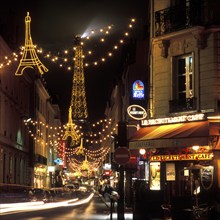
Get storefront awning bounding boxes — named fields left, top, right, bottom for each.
left=129, top=121, right=211, bottom=149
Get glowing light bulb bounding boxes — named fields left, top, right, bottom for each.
left=192, top=146, right=200, bottom=151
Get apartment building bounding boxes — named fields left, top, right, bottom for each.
left=104, top=0, right=220, bottom=218
left=0, top=35, right=61, bottom=188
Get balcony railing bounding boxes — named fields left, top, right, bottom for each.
left=169, top=97, right=197, bottom=113
left=155, top=0, right=220, bottom=37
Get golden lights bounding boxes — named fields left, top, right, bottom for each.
left=0, top=18, right=136, bottom=72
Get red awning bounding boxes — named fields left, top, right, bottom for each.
left=129, top=121, right=211, bottom=149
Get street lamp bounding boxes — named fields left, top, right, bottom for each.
left=139, top=148, right=146, bottom=156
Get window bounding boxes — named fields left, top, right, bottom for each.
left=173, top=54, right=194, bottom=100
left=170, top=53, right=195, bottom=112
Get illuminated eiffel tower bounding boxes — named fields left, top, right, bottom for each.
left=71, top=35, right=88, bottom=121
left=62, top=106, right=80, bottom=146
left=15, top=12, right=48, bottom=76
left=63, top=35, right=89, bottom=147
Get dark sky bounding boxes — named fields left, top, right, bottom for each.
left=0, top=0, right=148, bottom=123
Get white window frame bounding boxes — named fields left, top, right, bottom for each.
left=172, top=53, right=194, bottom=101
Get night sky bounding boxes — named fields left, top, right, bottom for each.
left=0, top=0, right=148, bottom=123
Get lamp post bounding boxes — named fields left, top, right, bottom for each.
left=116, top=121, right=128, bottom=220
left=117, top=165, right=125, bottom=220
left=139, top=148, right=146, bottom=179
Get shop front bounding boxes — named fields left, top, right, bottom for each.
left=129, top=114, right=220, bottom=218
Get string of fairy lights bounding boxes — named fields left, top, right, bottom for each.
left=0, top=18, right=136, bottom=71
left=23, top=118, right=117, bottom=145
left=2, top=16, right=137, bottom=175
left=24, top=118, right=118, bottom=174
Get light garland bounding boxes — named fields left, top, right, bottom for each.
left=9, top=16, right=137, bottom=173
left=0, top=18, right=136, bottom=71
left=43, top=18, right=136, bottom=70
left=24, top=118, right=117, bottom=145
left=24, top=117, right=117, bottom=168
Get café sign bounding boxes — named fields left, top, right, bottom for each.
left=141, top=113, right=205, bottom=126
left=150, top=153, right=213, bottom=162
left=127, top=105, right=147, bottom=120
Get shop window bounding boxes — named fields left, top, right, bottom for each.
left=150, top=162, right=161, bottom=190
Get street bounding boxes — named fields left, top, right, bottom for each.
left=0, top=192, right=113, bottom=220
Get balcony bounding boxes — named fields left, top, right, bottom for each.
left=169, top=97, right=197, bottom=113
left=155, top=0, right=220, bottom=37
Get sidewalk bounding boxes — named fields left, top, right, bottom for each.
left=96, top=191, right=133, bottom=220
left=96, top=191, right=165, bottom=220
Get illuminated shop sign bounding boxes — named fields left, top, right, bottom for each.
left=54, top=158, right=63, bottom=165
left=141, top=113, right=205, bottom=126
left=127, top=104, right=147, bottom=120
left=150, top=162, right=160, bottom=190
left=150, top=153, right=213, bottom=162
left=132, top=80, right=145, bottom=99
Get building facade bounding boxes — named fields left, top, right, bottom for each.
left=129, top=0, right=220, bottom=218
left=0, top=36, right=33, bottom=185
left=104, top=0, right=220, bottom=218
left=0, top=35, right=61, bottom=188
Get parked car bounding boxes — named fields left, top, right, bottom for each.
left=0, top=184, right=32, bottom=203
left=30, top=188, right=46, bottom=201
left=78, top=186, right=87, bottom=192
left=43, top=190, right=55, bottom=203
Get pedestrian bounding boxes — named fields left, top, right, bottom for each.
left=103, top=180, right=113, bottom=202
left=98, top=185, right=103, bottom=196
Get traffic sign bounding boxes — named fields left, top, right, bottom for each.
left=114, top=147, right=130, bottom=165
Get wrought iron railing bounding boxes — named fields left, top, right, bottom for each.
left=169, top=97, right=197, bottom=113
left=155, top=0, right=220, bottom=37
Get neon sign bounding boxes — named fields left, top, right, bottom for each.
left=141, top=113, right=205, bottom=126
left=150, top=153, right=213, bottom=161
left=127, top=105, right=147, bottom=120
left=132, top=80, right=145, bottom=99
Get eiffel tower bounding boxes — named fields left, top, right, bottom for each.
left=15, top=12, right=48, bottom=76
left=63, top=35, right=89, bottom=146
left=62, top=106, right=80, bottom=146
left=71, top=35, right=88, bottom=121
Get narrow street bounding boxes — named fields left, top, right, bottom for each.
left=1, top=193, right=110, bottom=220
left=1, top=191, right=134, bottom=220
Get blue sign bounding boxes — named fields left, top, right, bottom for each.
left=54, top=158, right=63, bottom=165
left=132, top=80, right=145, bottom=99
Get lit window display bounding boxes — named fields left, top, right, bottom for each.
left=150, top=162, right=160, bottom=190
